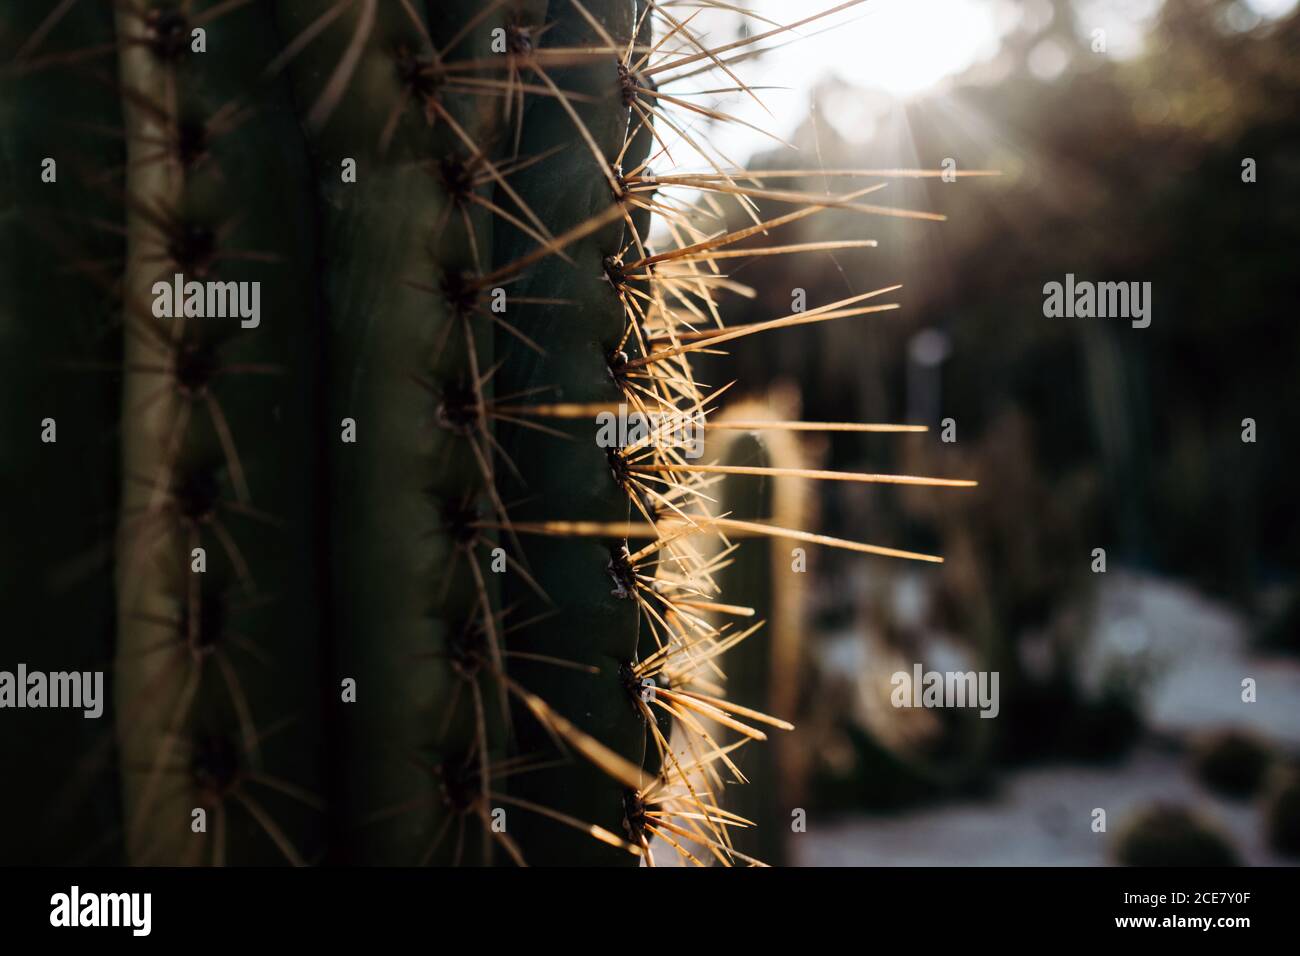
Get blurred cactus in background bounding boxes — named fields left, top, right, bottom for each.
left=709, top=392, right=811, bottom=865
left=1113, top=803, right=1240, bottom=867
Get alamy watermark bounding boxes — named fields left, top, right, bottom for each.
left=1042, top=273, right=1151, bottom=328
left=891, top=664, right=1000, bottom=719
left=0, top=664, right=103, bottom=718
left=595, top=403, right=704, bottom=459
left=50, top=886, right=151, bottom=936
left=152, top=272, right=261, bottom=329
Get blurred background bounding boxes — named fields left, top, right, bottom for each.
left=663, top=0, right=1300, bottom=865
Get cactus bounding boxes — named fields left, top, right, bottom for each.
left=1113, top=803, right=1240, bottom=867
left=489, top=0, right=659, bottom=866
left=712, top=429, right=779, bottom=863
left=269, top=0, right=534, bottom=868
left=709, top=396, right=812, bottom=865
left=2, top=0, right=983, bottom=867
left=1262, top=764, right=1300, bottom=858
left=110, top=0, right=326, bottom=865
left=1190, top=728, right=1273, bottom=799
left=0, top=0, right=125, bottom=864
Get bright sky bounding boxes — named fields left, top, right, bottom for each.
left=755, top=0, right=1003, bottom=96
left=653, top=0, right=1298, bottom=168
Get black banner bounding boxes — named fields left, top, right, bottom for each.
left=0, top=866, right=1285, bottom=943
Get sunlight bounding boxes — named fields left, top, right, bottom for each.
left=657, top=0, right=1005, bottom=169
left=748, top=0, right=1001, bottom=96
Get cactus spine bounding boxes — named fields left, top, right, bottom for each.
left=3, top=0, right=980, bottom=867
left=112, top=2, right=324, bottom=865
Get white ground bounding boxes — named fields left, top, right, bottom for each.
left=794, top=572, right=1300, bottom=866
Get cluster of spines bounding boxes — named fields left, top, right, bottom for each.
left=473, top=0, right=992, bottom=865
left=5, top=0, right=994, bottom=867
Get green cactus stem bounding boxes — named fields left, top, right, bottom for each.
left=112, top=1, right=324, bottom=865
left=0, top=0, right=125, bottom=865
left=492, top=0, right=658, bottom=865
